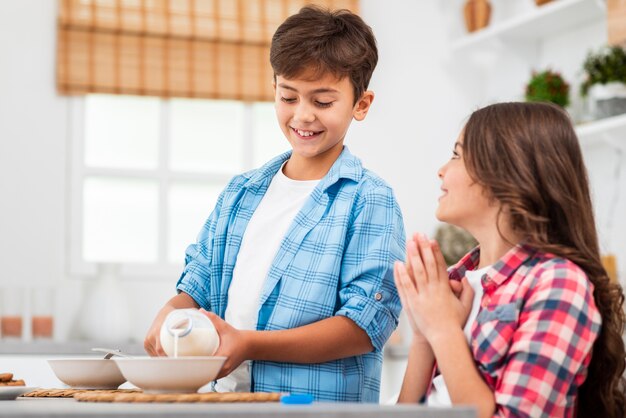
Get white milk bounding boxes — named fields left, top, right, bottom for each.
left=159, top=309, right=220, bottom=357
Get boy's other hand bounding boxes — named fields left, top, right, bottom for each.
left=200, top=310, right=249, bottom=379
left=144, top=305, right=174, bottom=356
left=144, top=292, right=201, bottom=356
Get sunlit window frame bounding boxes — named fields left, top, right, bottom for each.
left=67, top=96, right=262, bottom=280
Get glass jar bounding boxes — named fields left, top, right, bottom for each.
left=159, top=309, right=220, bottom=357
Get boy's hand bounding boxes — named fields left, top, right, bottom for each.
left=200, top=310, right=249, bottom=379
left=144, top=305, right=174, bottom=356
left=144, top=292, right=200, bottom=357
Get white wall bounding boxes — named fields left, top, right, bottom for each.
left=0, top=0, right=75, bottom=340
left=0, top=1, right=174, bottom=344
left=0, top=1, right=65, bottom=288
left=353, top=0, right=476, bottom=237
left=0, top=0, right=624, bottom=402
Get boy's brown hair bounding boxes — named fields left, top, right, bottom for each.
left=270, top=5, right=378, bottom=104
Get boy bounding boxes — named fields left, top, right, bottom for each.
left=144, top=5, right=405, bottom=403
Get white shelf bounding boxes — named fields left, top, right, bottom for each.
left=450, top=0, right=606, bottom=53
left=576, top=112, right=626, bottom=144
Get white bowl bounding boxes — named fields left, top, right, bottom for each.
left=113, top=357, right=226, bottom=393
left=0, top=387, right=38, bottom=401
left=48, top=358, right=126, bottom=389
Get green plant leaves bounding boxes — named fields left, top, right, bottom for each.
left=525, top=69, right=570, bottom=108
left=580, top=46, right=626, bottom=97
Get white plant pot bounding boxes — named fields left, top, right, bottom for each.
left=588, top=82, right=626, bottom=119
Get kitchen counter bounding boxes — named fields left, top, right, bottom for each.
left=0, top=341, right=145, bottom=355
left=2, top=398, right=476, bottom=418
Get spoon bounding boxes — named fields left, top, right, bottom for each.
left=91, top=347, right=134, bottom=359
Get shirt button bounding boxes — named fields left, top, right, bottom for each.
left=374, top=292, right=383, bottom=301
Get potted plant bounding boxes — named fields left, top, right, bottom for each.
left=525, top=69, right=570, bottom=108
left=580, top=46, right=626, bottom=119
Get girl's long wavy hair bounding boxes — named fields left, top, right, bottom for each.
left=463, top=102, right=626, bottom=418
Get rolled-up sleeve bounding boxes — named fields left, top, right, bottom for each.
left=335, top=185, right=406, bottom=351
left=175, top=188, right=226, bottom=310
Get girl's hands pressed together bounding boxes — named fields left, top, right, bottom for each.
left=394, top=234, right=474, bottom=344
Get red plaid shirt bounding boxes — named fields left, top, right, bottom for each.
left=448, top=244, right=601, bottom=417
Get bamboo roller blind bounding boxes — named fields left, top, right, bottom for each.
left=57, top=0, right=359, bottom=102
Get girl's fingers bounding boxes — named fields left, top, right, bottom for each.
left=459, top=276, right=475, bottom=312
left=431, top=240, right=450, bottom=279
left=416, top=234, right=438, bottom=284
left=395, top=260, right=418, bottom=294
left=449, top=279, right=463, bottom=297
left=408, top=240, right=428, bottom=289
left=396, top=261, right=423, bottom=318
left=394, top=262, right=409, bottom=303
left=394, top=262, right=420, bottom=332
left=405, top=240, right=415, bottom=283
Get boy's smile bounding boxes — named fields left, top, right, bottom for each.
left=291, top=127, right=323, bottom=139
left=273, top=72, right=373, bottom=180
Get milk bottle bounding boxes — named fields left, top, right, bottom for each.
left=159, top=309, right=220, bottom=357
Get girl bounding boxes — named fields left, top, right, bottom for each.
left=395, top=102, right=625, bottom=417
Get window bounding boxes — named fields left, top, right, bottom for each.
left=69, top=94, right=287, bottom=278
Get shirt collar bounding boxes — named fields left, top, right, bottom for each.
left=449, top=243, right=537, bottom=291
left=242, top=146, right=363, bottom=191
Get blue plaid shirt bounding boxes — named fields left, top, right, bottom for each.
left=176, top=147, right=405, bottom=402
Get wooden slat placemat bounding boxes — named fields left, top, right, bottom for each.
left=21, top=389, right=141, bottom=398
left=75, top=391, right=282, bottom=403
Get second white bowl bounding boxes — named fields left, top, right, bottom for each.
left=48, top=358, right=126, bottom=389
left=113, top=357, right=226, bottom=393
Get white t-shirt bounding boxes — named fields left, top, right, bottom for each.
left=214, top=163, right=319, bottom=392
left=426, top=265, right=489, bottom=407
